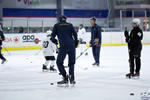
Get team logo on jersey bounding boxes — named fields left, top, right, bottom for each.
left=138, top=32, right=142, bottom=37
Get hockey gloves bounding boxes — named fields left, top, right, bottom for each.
left=50, top=38, right=58, bottom=45
left=124, top=27, right=129, bottom=43
left=94, top=38, right=99, bottom=45
left=75, top=40, right=79, bottom=48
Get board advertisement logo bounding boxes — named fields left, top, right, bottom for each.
left=4, top=37, right=20, bottom=43
left=22, top=35, right=40, bottom=44
left=16, top=0, right=40, bottom=7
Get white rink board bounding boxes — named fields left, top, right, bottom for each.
left=77, top=31, right=150, bottom=44
left=3, top=33, right=47, bottom=47
left=3, top=32, right=150, bottom=48
left=101, top=31, right=150, bottom=44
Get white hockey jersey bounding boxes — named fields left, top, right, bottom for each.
left=42, top=37, right=56, bottom=57
left=78, top=28, right=86, bottom=39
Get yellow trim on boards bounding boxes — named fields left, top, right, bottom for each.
left=2, top=46, right=42, bottom=51
left=102, top=43, right=127, bottom=46
left=142, top=43, right=150, bottom=45
left=1, top=43, right=150, bottom=51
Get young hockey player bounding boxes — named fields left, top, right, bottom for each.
left=42, top=30, right=57, bottom=72
left=78, top=24, right=87, bottom=55
left=0, top=18, right=6, bottom=64
left=78, top=24, right=86, bottom=44
left=125, top=18, right=143, bottom=78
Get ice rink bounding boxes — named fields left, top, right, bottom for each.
left=0, top=45, right=150, bottom=100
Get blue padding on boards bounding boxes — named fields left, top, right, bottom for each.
left=3, top=8, right=108, bottom=18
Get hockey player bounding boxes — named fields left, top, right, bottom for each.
left=78, top=24, right=87, bottom=55
left=51, top=15, right=78, bottom=86
left=42, top=30, right=57, bottom=72
left=125, top=18, right=143, bottom=78
left=89, top=17, right=102, bottom=66
left=0, top=18, right=6, bottom=64
left=78, top=24, right=86, bottom=44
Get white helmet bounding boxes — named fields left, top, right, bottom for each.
left=46, top=29, right=52, bottom=37
left=132, top=18, right=141, bottom=26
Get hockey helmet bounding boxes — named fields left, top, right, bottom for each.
left=132, top=18, right=141, bottom=26
left=46, top=29, right=52, bottom=37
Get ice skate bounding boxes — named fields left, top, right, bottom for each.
left=1, top=59, right=7, bottom=64
left=92, top=62, right=97, bottom=66
left=92, top=63, right=99, bottom=67
left=42, top=64, right=48, bottom=72
left=126, top=73, right=134, bottom=79
left=132, top=72, right=140, bottom=79
left=85, top=52, right=88, bottom=56
left=57, top=76, right=69, bottom=87
left=95, top=63, right=100, bottom=67
left=69, top=75, right=76, bottom=87
left=49, top=66, right=57, bottom=72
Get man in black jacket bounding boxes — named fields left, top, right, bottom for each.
left=51, top=15, right=78, bottom=85
left=125, top=18, right=143, bottom=78
left=0, top=18, right=6, bottom=64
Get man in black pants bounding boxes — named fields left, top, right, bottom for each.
left=125, top=18, right=143, bottom=78
left=0, top=18, right=6, bottom=64
left=90, top=17, right=102, bottom=67
left=51, top=15, right=78, bottom=85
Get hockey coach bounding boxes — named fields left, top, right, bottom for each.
left=90, top=17, right=102, bottom=67
left=51, top=15, right=78, bottom=85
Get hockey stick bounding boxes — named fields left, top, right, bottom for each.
left=58, top=46, right=90, bottom=71
left=76, top=64, right=88, bottom=70
left=76, top=43, right=101, bottom=70
left=75, top=46, right=90, bottom=70
left=124, top=27, right=130, bottom=54
left=124, top=27, right=131, bottom=77
left=76, top=43, right=100, bottom=60
left=2, top=45, right=11, bottom=56
left=76, top=47, right=90, bottom=60
left=56, top=44, right=90, bottom=71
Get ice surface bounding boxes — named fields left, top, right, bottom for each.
left=0, top=45, right=150, bottom=100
